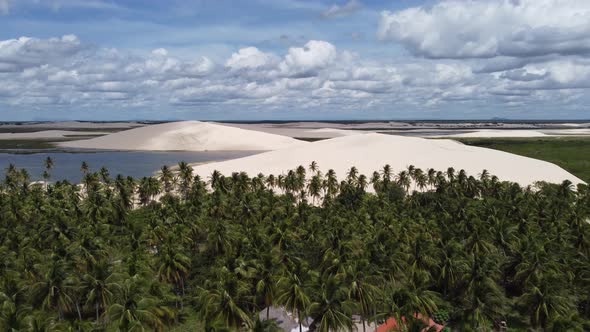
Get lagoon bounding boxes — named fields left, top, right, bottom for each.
left=0, top=150, right=258, bottom=183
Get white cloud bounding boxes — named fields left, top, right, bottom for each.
left=379, top=0, right=590, bottom=59
left=280, top=40, right=337, bottom=77
left=0, top=35, right=84, bottom=71
left=225, top=47, right=279, bottom=70
left=151, top=48, right=168, bottom=57
left=1, top=34, right=590, bottom=117
left=322, top=0, right=361, bottom=18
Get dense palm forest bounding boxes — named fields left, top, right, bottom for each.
left=1, top=158, right=589, bottom=331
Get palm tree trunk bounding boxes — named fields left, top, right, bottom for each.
left=267, top=306, right=270, bottom=320
left=298, top=309, right=302, bottom=332
left=96, top=301, right=99, bottom=322
left=362, top=318, right=366, bottom=332
left=180, top=278, right=185, bottom=310
left=76, top=302, right=82, bottom=321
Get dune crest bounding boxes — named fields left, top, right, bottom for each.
left=59, top=121, right=306, bottom=151
left=192, top=133, right=583, bottom=189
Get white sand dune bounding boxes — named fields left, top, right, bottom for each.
left=192, top=133, right=583, bottom=189
left=59, top=121, right=307, bottom=151
left=542, top=129, right=590, bottom=136
left=219, top=122, right=364, bottom=138
left=435, top=129, right=590, bottom=138
left=437, top=130, right=548, bottom=138
left=0, top=130, right=107, bottom=140
left=559, top=123, right=590, bottom=128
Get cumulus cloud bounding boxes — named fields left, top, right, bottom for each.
left=225, top=47, right=279, bottom=71
left=279, top=40, right=337, bottom=77
left=0, top=35, right=84, bottom=72
left=322, top=0, right=362, bottom=18
left=379, top=0, right=590, bottom=59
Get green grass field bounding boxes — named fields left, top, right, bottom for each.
left=0, top=139, right=58, bottom=150
left=456, top=137, right=590, bottom=182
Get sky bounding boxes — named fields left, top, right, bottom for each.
left=1, top=0, right=589, bottom=120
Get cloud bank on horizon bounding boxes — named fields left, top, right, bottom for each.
left=0, top=0, right=589, bottom=120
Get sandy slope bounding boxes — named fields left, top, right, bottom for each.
left=192, top=133, right=583, bottom=188
left=59, top=121, right=307, bottom=151
left=0, top=130, right=107, bottom=140
left=218, top=122, right=363, bottom=138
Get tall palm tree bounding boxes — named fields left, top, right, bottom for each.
left=254, top=253, right=278, bottom=320
left=43, top=156, right=54, bottom=188
left=345, top=263, right=378, bottom=332
left=155, top=239, right=190, bottom=310
left=323, top=169, right=339, bottom=200
left=518, top=275, right=574, bottom=329
left=196, top=271, right=253, bottom=330
left=276, top=268, right=311, bottom=332
left=80, top=161, right=90, bottom=175
left=30, top=258, right=74, bottom=320
left=81, top=260, right=119, bottom=322
left=307, top=174, right=323, bottom=205
left=99, top=166, right=111, bottom=184
left=107, top=277, right=165, bottom=331
left=178, top=161, right=193, bottom=199
left=308, top=274, right=354, bottom=332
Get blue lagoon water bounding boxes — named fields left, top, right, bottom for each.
left=0, top=150, right=258, bottom=182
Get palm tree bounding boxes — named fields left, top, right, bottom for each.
left=81, top=260, right=119, bottom=322
left=265, top=174, right=276, bottom=190
left=307, top=174, right=323, bottom=205
left=347, top=166, right=359, bottom=185
left=276, top=268, right=311, bottom=332
left=381, top=164, right=392, bottom=183
left=99, top=166, right=111, bottom=184
left=178, top=161, right=193, bottom=199
left=138, top=176, right=161, bottom=205
left=30, top=258, right=74, bottom=320
left=80, top=161, right=90, bottom=175
left=323, top=169, right=338, bottom=200
left=396, top=170, right=411, bottom=193
left=155, top=239, right=190, bottom=310
left=254, top=253, right=278, bottom=320
left=384, top=267, right=439, bottom=326
left=370, top=171, right=381, bottom=193
left=43, top=157, right=54, bottom=188
left=309, top=161, right=319, bottom=174
left=159, top=165, right=175, bottom=193
left=196, top=270, right=253, bottom=330
left=518, top=275, right=575, bottom=329
left=345, top=263, right=378, bottom=332
left=308, top=274, right=354, bottom=332
left=107, top=277, right=165, bottom=331
left=459, top=253, right=506, bottom=330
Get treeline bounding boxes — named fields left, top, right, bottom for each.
left=1, top=159, right=589, bottom=331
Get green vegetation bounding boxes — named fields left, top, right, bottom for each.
left=0, top=135, right=104, bottom=151
left=457, top=137, right=590, bottom=181
left=0, top=139, right=58, bottom=150
left=1, top=159, right=590, bottom=331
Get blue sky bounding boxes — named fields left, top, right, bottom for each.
left=1, top=0, right=589, bottom=120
